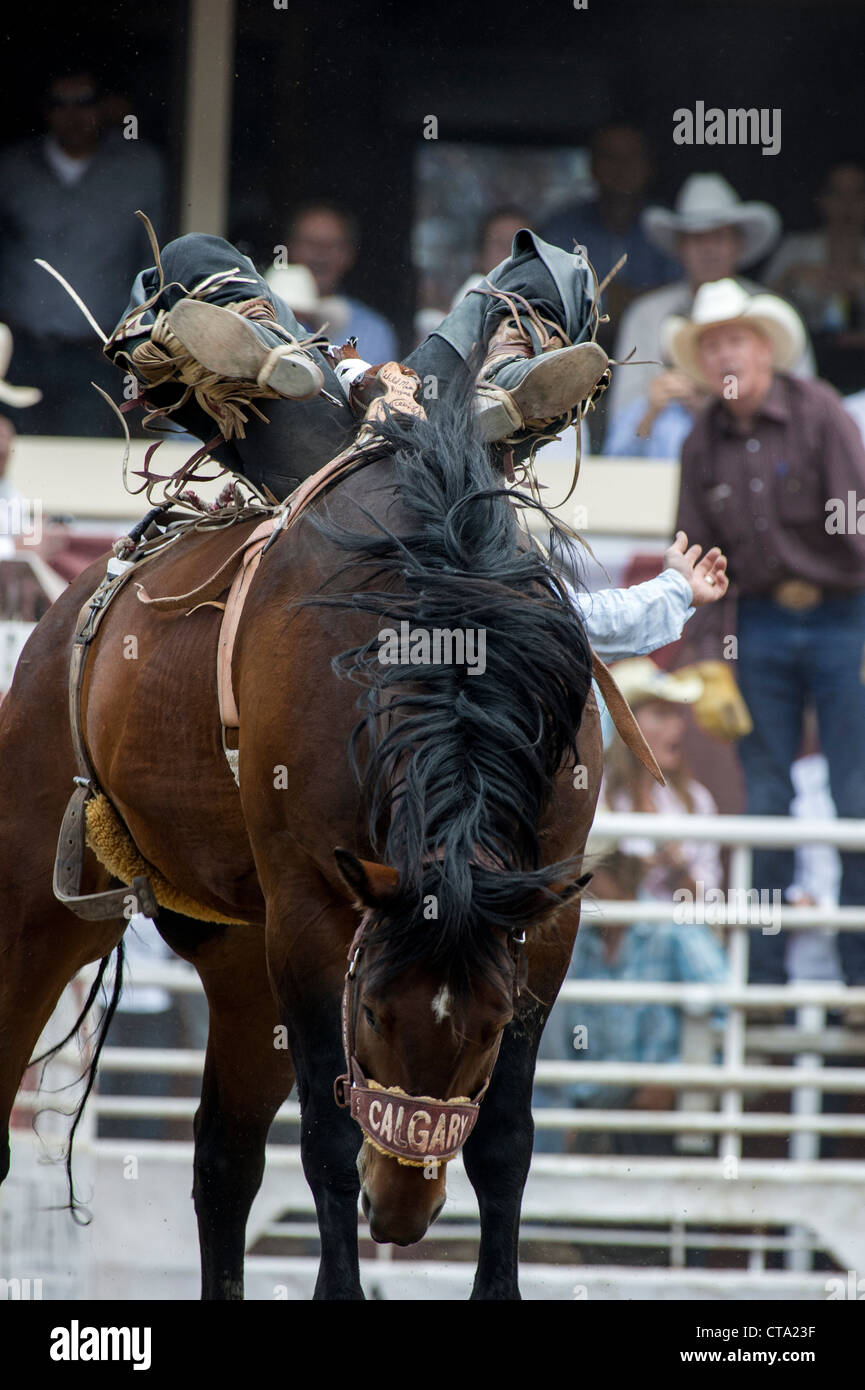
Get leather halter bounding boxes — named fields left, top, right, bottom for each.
left=333, top=909, right=522, bottom=1166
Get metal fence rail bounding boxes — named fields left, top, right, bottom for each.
left=7, top=808, right=865, bottom=1295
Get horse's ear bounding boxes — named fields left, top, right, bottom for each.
left=531, top=871, right=593, bottom=917
left=553, top=871, right=593, bottom=904
left=334, top=849, right=400, bottom=908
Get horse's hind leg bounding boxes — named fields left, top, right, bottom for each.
left=155, top=910, right=295, bottom=1301
left=0, top=892, right=125, bottom=1188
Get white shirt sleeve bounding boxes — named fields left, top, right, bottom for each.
left=562, top=567, right=695, bottom=662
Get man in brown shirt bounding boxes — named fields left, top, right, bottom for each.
left=672, top=279, right=865, bottom=989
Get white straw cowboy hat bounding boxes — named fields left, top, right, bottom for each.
left=661, top=278, right=807, bottom=385
left=0, top=324, right=41, bottom=408
left=642, top=173, right=781, bottom=267
left=610, top=657, right=704, bottom=709
left=264, top=264, right=350, bottom=340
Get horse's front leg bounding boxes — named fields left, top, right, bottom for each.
left=462, top=1006, right=545, bottom=1300
left=293, top=1014, right=365, bottom=1300
left=267, top=919, right=364, bottom=1301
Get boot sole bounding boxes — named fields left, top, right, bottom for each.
left=505, top=342, right=608, bottom=422
left=167, top=300, right=324, bottom=400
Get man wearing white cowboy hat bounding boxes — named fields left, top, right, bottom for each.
left=608, top=173, right=815, bottom=427
left=0, top=324, right=41, bottom=557
left=672, top=277, right=865, bottom=993
left=0, top=324, right=42, bottom=413
left=263, top=263, right=352, bottom=344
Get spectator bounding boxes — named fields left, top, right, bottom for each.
left=671, top=277, right=865, bottom=995
left=844, top=388, right=865, bottom=445
left=536, top=844, right=727, bottom=1156
left=286, top=202, right=398, bottom=363
left=541, top=124, right=679, bottom=314
left=0, top=324, right=41, bottom=559
left=786, top=748, right=842, bottom=985
left=0, top=70, right=164, bottom=436
left=0, top=323, right=41, bottom=418
left=535, top=659, right=728, bottom=1154
left=449, top=205, right=531, bottom=309
left=603, top=367, right=709, bottom=458
left=607, top=174, right=814, bottom=430
left=766, top=162, right=865, bottom=393
left=602, top=657, right=725, bottom=898
left=264, top=263, right=351, bottom=343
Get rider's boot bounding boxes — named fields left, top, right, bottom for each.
left=473, top=313, right=608, bottom=443
left=112, top=296, right=324, bottom=443
left=410, top=228, right=610, bottom=449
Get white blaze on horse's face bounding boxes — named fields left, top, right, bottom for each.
left=431, top=984, right=452, bottom=1023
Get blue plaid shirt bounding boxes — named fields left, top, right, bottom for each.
left=564, top=568, right=695, bottom=665
left=537, top=915, right=728, bottom=1109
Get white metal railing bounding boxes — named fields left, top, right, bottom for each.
left=14, top=810, right=865, bottom=1146
left=10, top=808, right=865, bottom=1287
left=543, top=810, right=865, bottom=1160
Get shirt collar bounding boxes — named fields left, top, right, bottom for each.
left=712, top=373, right=790, bottom=434
left=43, top=135, right=92, bottom=186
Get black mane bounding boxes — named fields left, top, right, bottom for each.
left=308, top=378, right=593, bottom=994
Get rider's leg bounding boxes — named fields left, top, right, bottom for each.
left=107, top=230, right=605, bottom=497
left=406, top=230, right=608, bottom=451
left=106, top=234, right=356, bottom=497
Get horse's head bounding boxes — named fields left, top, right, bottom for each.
left=334, top=849, right=585, bottom=1246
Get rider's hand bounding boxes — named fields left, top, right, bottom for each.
left=664, top=531, right=729, bottom=607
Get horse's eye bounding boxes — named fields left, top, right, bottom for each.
left=362, top=1005, right=377, bottom=1031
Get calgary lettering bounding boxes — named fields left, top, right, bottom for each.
left=366, top=1098, right=472, bottom=1154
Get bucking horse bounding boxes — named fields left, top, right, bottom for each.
left=0, top=386, right=604, bottom=1299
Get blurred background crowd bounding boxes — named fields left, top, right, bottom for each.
left=3, top=0, right=865, bottom=1169
left=2, top=79, right=863, bottom=447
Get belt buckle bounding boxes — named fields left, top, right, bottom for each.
left=773, top=580, right=822, bottom=612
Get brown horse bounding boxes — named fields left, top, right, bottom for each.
left=0, top=395, right=602, bottom=1299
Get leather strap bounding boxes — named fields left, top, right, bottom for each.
left=135, top=532, right=265, bottom=612
left=218, top=520, right=275, bottom=727
left=52, top=538, right=185, bottom=921
left=591, top=651, right=665, bottom=786
left=216, top=440, right=390, bottom=728
left=53, top=570, right=158, bottom=918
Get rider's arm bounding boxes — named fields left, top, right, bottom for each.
left=562, top=568, right=695, bottom=663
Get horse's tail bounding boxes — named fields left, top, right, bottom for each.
left=30, top=939, right=125, bottom=1223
